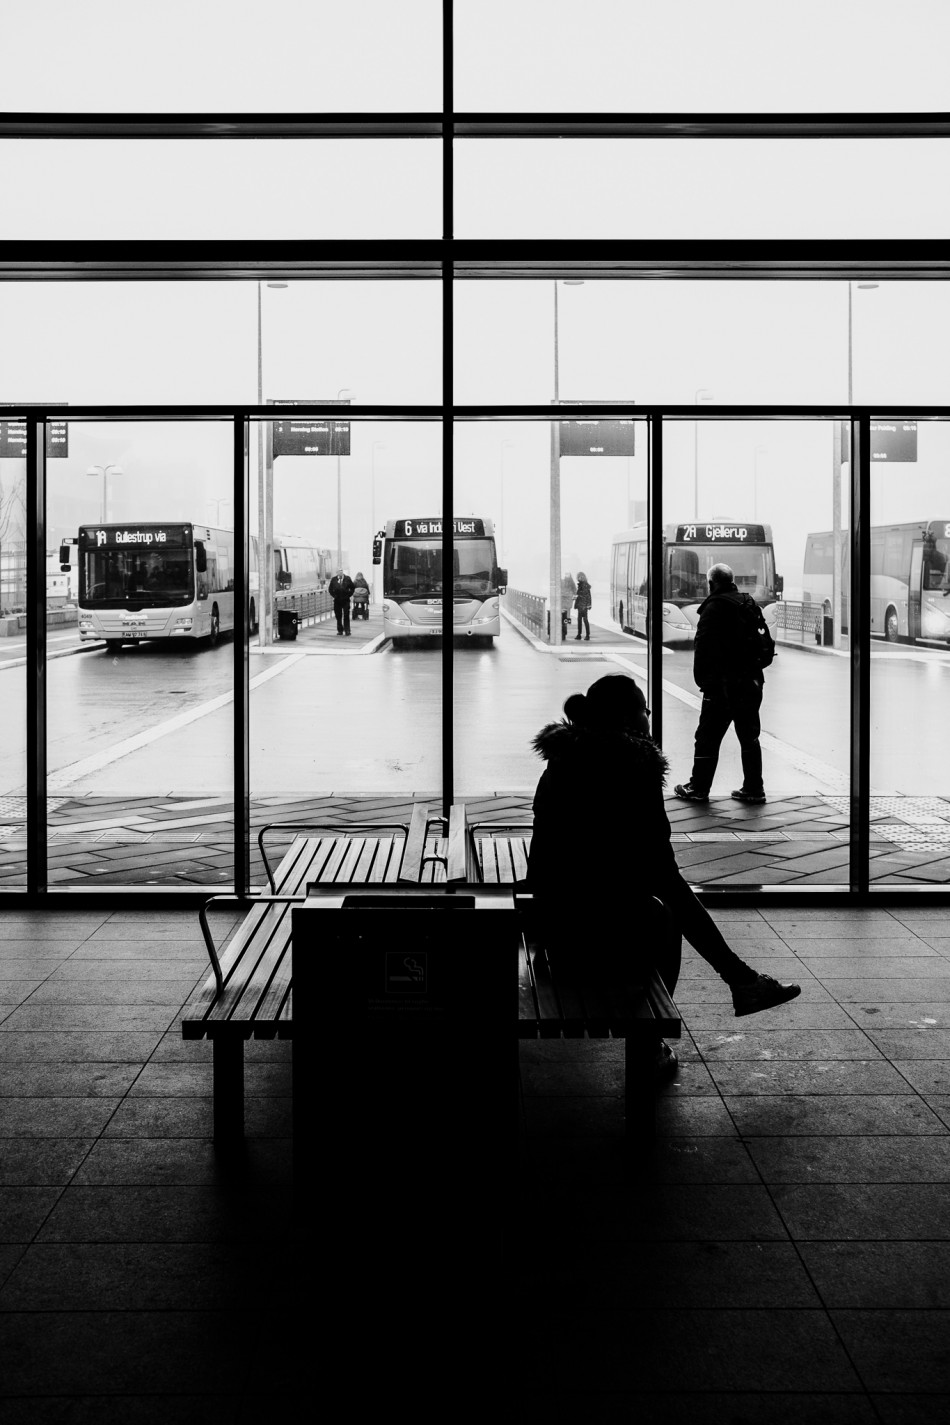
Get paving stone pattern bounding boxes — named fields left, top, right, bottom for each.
left=4, top=793, right=950, bottom=889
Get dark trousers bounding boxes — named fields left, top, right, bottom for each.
left=539, top=875, right=753, bottom=993
left=689, top=677, right=764, bottom=796
left=575, top=608, right=590, bottom=638
left=334, top=599, right=351, bottom=634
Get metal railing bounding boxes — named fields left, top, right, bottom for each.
left=773, top=599, right=827, bottom=646
left=274, top=587, right=334, bottom=630
left=504, top=588, right=547, bottom=641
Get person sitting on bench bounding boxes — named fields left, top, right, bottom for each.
left=525, top=673, right=800, bottom=1071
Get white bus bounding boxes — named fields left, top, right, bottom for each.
left=373, top=516, right=508, bottom=647
left=67, top=521, right=235, bottom=650
left=611, top=520, right=783, bottom=645
left=804, top=520, right=950, bottom=644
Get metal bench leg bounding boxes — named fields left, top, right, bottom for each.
left=624, top=1032, right=659, bottom=1147
left=212, top=1037, right=244, bottom=1143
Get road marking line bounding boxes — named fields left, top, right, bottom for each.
left=47, top=654, right=304, bottom=789
left=605, top=652, right=850, bottom=793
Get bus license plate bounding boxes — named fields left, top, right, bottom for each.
left=125, top=630, right=147, bottom=638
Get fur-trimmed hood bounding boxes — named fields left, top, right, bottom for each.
left=531, top=719, right=669, bottom=785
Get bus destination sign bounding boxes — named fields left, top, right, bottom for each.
left=79, top=525, right=191, bottom=549
left=395, top=518, right=485, bottom=538
left=675, top=524, right=766, bottom=544
left=272, top=399, right=350, bottom=458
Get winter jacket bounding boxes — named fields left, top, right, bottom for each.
left=329, top=574, right=355, bottom=603
left=692, top=583, right=764, bottom=691
left=526, top=718, right=678, bottom=918
left=573, top=579, right=592, bottom=613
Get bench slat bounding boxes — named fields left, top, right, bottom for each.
left=398, top=804, right=431, bottom=884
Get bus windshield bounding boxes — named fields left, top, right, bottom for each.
left=668, top=544, right=774, bottom=603
left=386, top=537, right=495, bottom=597
left=83, top=548, right=194, bottom=606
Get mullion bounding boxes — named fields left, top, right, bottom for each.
left=25, top=418, right=47, bottom=896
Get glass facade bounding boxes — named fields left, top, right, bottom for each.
left=0, top=9, right=947, bottom=902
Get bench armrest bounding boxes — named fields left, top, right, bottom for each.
left=256, top=820, right=409, bottom=894
left=198, top=893, right=312, bottom=997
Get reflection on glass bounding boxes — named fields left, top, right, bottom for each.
left=46, top=421, right=234, bottom=889
left=871, top=424, right=950, bottom=885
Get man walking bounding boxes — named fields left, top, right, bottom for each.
left=328, top=568, right=355, bottom=636
left=674, top=562, right=768, bottom=805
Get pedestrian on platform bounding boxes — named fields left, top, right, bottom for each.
left=674, top=562, right=772, bottom=805
left=573, top=571, right=592, bottom=641
left=329, top=568, right=355, bottom=636
left=526, top=674, right=800, bottom=1065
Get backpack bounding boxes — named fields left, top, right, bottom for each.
left=741, top=598, right=775, bottom=670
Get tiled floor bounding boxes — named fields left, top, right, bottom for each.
left=0, top=908, right=304, bottom=1421
left=3, top=903, right=950, bottom=1418
left=517, top=906, right=950, bottom=1422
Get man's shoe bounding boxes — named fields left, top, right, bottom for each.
left=732, top=788, right=766, bottom=804
left=673, top=783, right=709, bottom=803
left=732, top=973, right=802, bottom=1017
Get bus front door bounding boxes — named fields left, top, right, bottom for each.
left=909, top=544, right=923, bottom=640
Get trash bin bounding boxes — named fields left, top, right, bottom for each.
left=277, top=609, right=299, bottom=641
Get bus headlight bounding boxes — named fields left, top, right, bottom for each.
left=382, top=601, right=411, bottom=625
left=175, top=617, right=194, bottom=629
left=474, top=600, right=499, bottom=623
left=78, top=620, right=93, bottom=632
left=662, top=604, right=690, bottom=625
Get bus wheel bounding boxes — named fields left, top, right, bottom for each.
left=885, top=607, right=900, bottom=642
left=209, top=606, right=220, bottom=646
left=249, top=600, right=258, bottom=635
left=106, top=640, right=123, bottom=654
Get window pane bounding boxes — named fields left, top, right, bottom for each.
left=870, top=418, right=950, bottom=888
left=453, top=418, right=852, bottom=891
left=0, top=281, right=442, bottom=406
left=456, top=140, right=950, bottom=239
left=250, top=420, right=442, bottom=889
left=662, top=419, right=850, bottom=889
left=0, top=454, right=26, bottom=888
left=47, top=421, right=235, bottom=889
left=0, top=141, right=441, bottom=240
left=456, top=0, right=950, bottom=112
left=455, top=280, right=950, bottom=407
left=2, top=1, right=442, bottom=112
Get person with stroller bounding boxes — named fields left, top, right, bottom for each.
left=352, top=570, right=370, bottom=620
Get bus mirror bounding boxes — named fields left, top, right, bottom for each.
left=496, top=567, right=508, bottom=590
left=58, top=545, right=71, bottom=566
left=195, top=542, right=207, bottom=574
left=276, top=569, right=292, bottom=589
left=775, top=574, right=784, bottom=596
left=372, top=536, right=382, bottom=565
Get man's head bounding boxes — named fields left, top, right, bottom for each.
left=708, top=563, right=734, bottom=592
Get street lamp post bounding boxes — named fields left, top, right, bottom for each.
left=336, top=386, right=353, bottom=571
left=753, top=445, right=767, bottom=521
left=257, top=280, right=287, bottom=648
left=208, top=498, right=230, bottom=525
left=550, top=280, right=583, bottom=645
left=86, top=463, right=123, bottom=523
left=833, top=281, right=879, bottom=647
left=693, top=388, right=713, bottom=519
left=370, top=439, right=387, bottom=603
left=499, top=438, right=514, bottom=566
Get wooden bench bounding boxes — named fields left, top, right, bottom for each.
left=182, top=804, right=475, bottom=1146
left=515, top=891, right=682, bottom=1147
